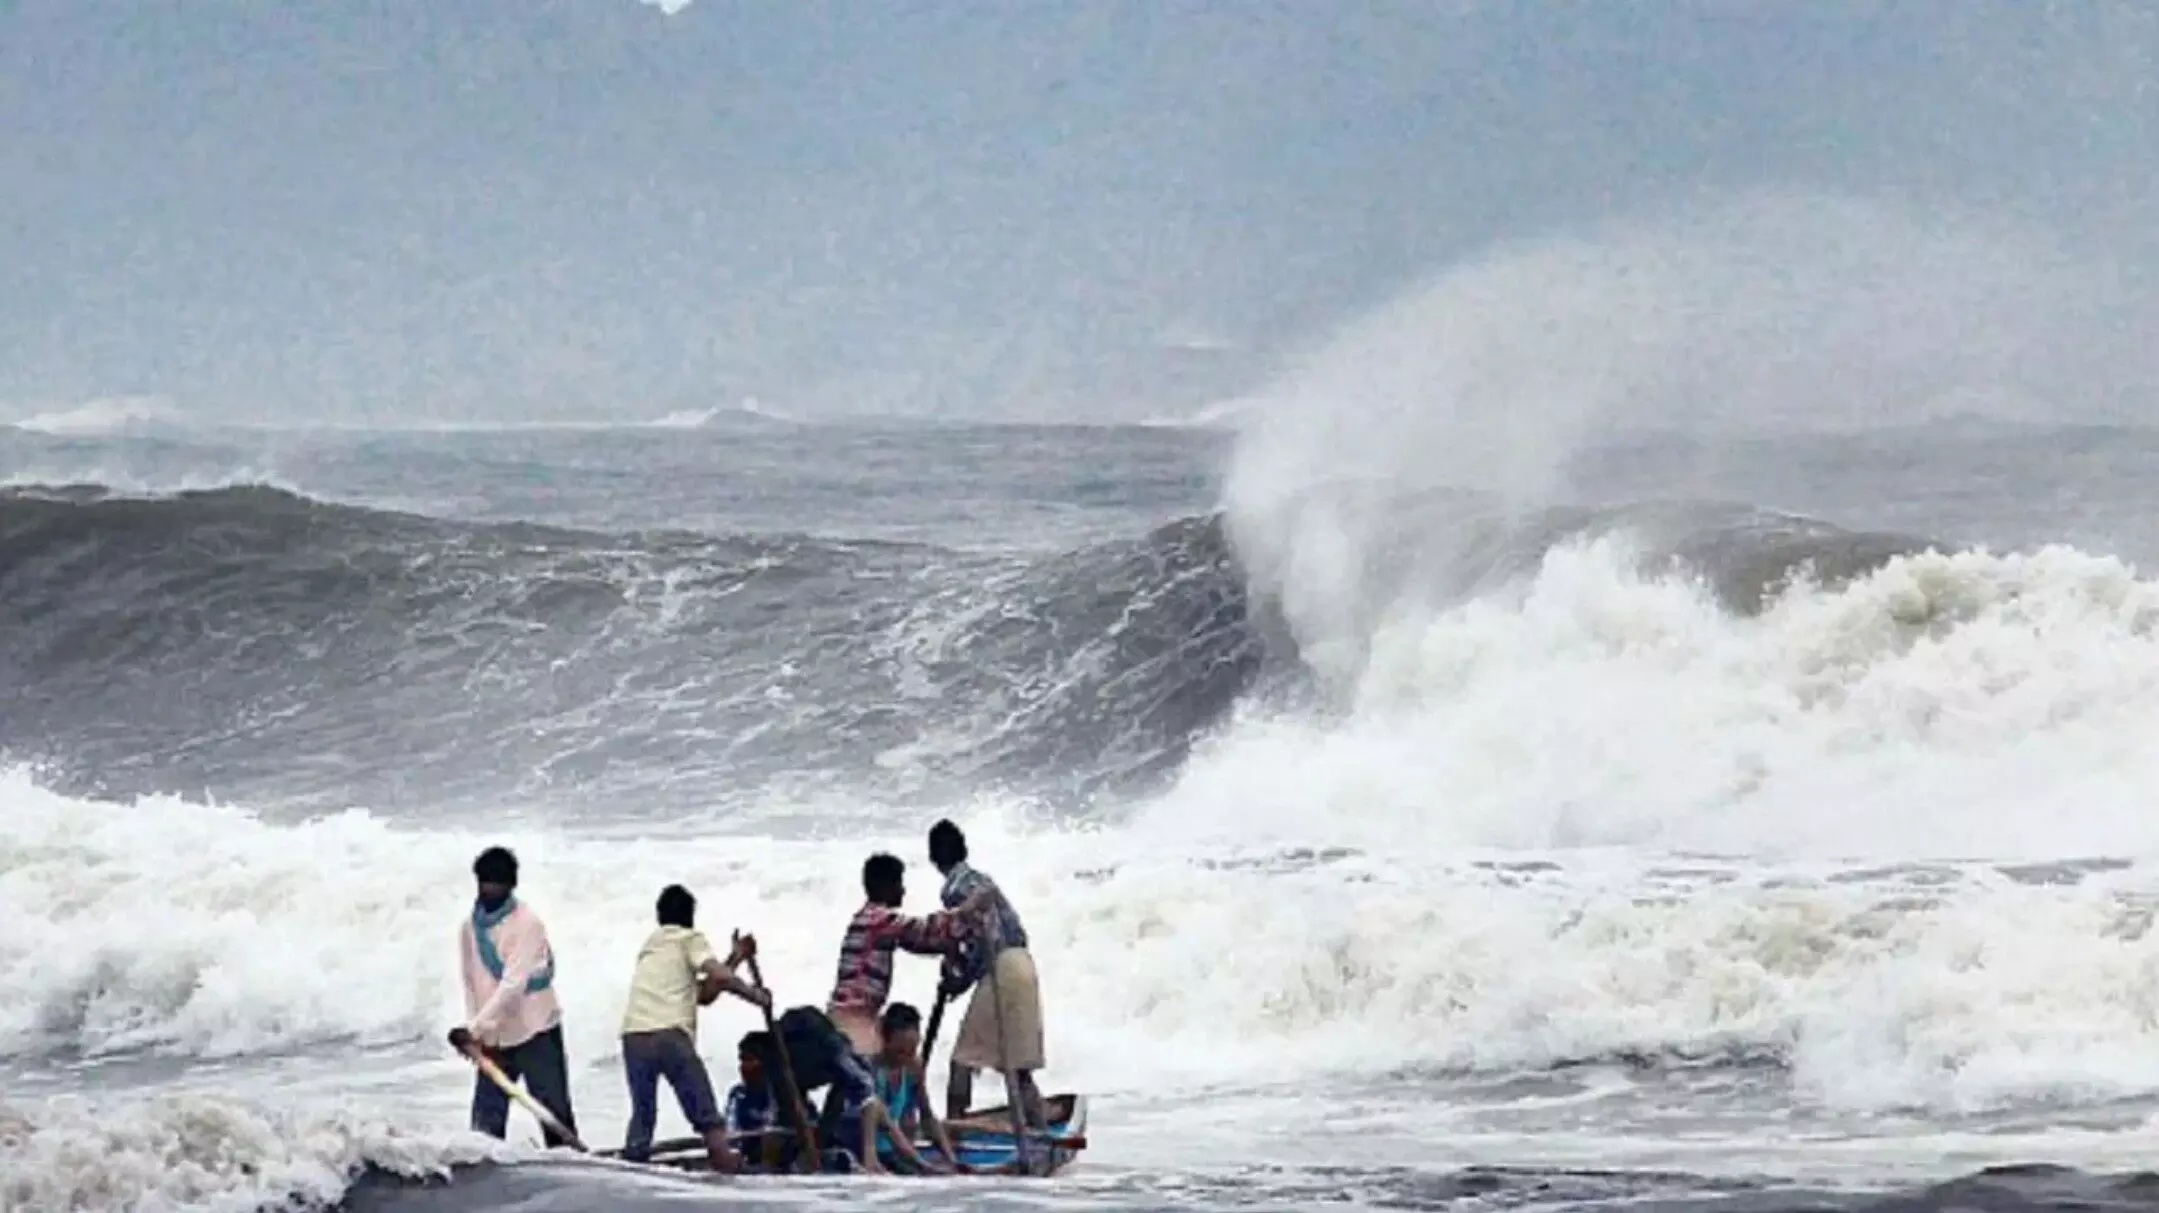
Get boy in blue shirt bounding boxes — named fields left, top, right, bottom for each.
left=723, top=1031, right=782, bottom=1170
left=725, top=1023, right=887, bottom=1173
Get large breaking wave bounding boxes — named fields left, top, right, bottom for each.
left=0, top=480, right=1949, bottom=817
left=0, top=484, right=1271, bottom=812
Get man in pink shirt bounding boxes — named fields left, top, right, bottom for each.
left=447, top=846, right=580, bottom=1148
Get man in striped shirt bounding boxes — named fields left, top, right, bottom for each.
left=826, top=852, right=993, bottom=1058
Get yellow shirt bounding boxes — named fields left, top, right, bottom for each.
left=620, top=925, right=718, bottom=1037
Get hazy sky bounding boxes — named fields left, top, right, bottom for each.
left=3, top=1, right=2154, bottom=424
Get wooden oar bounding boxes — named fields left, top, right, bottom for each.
left=456, top=1042, right=590, bottom=1153
left=739, top=938, right=820, bottom=1175
left=920, top=989, right=950, bottom=1067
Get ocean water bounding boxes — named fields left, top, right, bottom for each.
left=11, top=400, right=2159, bottom=1213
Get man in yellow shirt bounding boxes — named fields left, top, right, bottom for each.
left=619, top=884, right=770, bottom=1170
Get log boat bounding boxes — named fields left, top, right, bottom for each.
left=599, top=1092, right=1088, bottom=1178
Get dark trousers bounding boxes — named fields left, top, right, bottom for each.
left=620, top=1028, right=722, bottom=1162
left=749, top=1008, right=875, bottom=1170
left=470, top=1024, right=579, bottom=1148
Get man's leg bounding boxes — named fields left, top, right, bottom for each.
left=995, top=1067, right=1028, bottom=1141
left=816, top=1034, right=876, bottom=1171
left=470, top=1063, right=512, bottom=1139
left=945, top=1062, right=975, bottom=1123
left=1015, top=1070, right=1047, bottom=1130
left=512, top=1025, right=581, bottom=1149
left=619, top=1032, right=663, bottom=1162
left=655, top=1029, right=739, bottom=1173
left=814, top=1084, right=850, bottom=1161
left=761, top=1009, right=846, bottom=1170
left=469, top=1040, right=523, bottom=1138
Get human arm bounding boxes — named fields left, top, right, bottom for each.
left=888, top=908, right=972, bottom=957
left=869, top=1096, right=940, bottom=1174
left=858, top=1098, right=887, bottom=1174
left=699, top=962, right=771, bottom=1009
left=447, top=924, right=484, bottom=1054
left=694, top=931, right=771, bottom=1009
left=457, top=923, right=482, bottom=1019
left=912, top=1061, right=966, bottom=1170
left=940, top=934, right=992, bottom=997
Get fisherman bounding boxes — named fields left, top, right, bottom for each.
left=617, top=884, right=770, bottom=1169
left=929, top=820, right=1048, bottom=1129
left=826, top=852, right=992, bottom=1059
left=448, top=846, right=581, bottom=1148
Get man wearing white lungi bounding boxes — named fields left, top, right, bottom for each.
left=927, top=819, right=1046, bottom=1130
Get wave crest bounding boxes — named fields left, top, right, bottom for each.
left=0, top=484, right=1268, bottom=811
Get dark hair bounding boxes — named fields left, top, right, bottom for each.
left=862, top=852, right=905, bottom=900
left=927, top=819, right=968, bottom=868
left=656, top=884, right=696, bottom=928
left=881, top=1002, right=922, bottom=1034
left=473, top=846, right=518, bottom=886
left=739, top=1030, right=771, bottom=1057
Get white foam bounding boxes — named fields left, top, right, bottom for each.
left=7, top=397, right=186, bottom=437
left=0, top=465, right=307, bottom=499
left=0, top=1091, right=503, bottom=1213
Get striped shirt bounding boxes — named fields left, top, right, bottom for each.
left=940, top=862, right=1027, bottom=988
left=828, top=901, right=968, bottom=1013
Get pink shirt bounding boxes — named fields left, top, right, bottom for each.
left=459, top=901, right=563, bottom=1049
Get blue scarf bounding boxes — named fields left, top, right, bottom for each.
left=472, top=896, right=555, bottom=993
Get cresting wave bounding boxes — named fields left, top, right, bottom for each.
left=0, top=483, right=1268, bottom=813
left=0, top=481, right=1948, bottom=814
